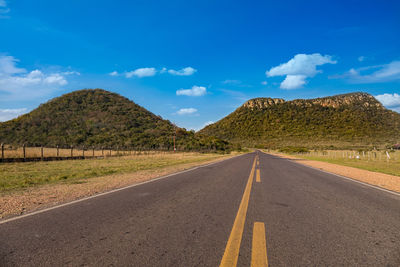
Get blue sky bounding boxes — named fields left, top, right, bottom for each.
left=0, top=0, right=399, bottom=130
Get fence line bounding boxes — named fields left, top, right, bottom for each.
left=0, top=143, right=193, bottom=163
left=299, top=149, right=399, bottom=163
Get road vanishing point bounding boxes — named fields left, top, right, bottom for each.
left=1, top=152, right=399, bottom=266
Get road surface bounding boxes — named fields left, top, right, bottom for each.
left=1, top=152, right=399, bottom=266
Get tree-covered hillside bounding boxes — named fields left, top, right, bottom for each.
left=199, top=92, right=400, bottom=149
left=0, top=89, right=234, bottom=151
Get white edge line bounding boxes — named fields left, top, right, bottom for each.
left=0, top=153, right=250, bottom=225
left=261, top=151, right=400, bottom=197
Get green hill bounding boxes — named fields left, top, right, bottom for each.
left=0, top=89, right=232, bottom=151
left=199, top=92, right=400, bottom=149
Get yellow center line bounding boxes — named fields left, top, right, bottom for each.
left=219, top=155, right=257, bottom=267
left=251, top=222, right=268, bottom=267
left=256, top=169, right=261, bottom=183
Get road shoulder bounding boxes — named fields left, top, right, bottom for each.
left=265, top=152, right=400, bottom=193
left=0, top=153, right=243, bottom=221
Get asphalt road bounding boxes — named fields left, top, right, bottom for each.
left=1, top=152, right=399, bottom=266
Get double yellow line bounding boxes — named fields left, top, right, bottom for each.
left=220, top=154, right=268, bottom=267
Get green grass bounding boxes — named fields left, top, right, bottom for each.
left=0, top=152, right=229, bottom=193
left=290, top=153, right=400, bottom=177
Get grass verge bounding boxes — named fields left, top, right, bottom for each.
left=1, top=152, right=240, bottom=219
left=264, top=149, right=400, bottom=177
left=294, top=156, right=400, bottom=177
left=0, top=152, right=234, bottom=193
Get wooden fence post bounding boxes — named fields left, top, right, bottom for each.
left=117, top=146, right=119, bottom=156
left=1, top=143, right=4, bottom=162
left=110, top=148, right=112, bottom=157
left=41, top=146, right=44, bottom=161
left=102, top=147, right=104, bottom=157
left=57, top=145, right=59, bottom=157
left=92, top=147, right=95, bottom=158
left=83, top=146, right=85, bottom=158
left=71, top=146, right=73, bottom=158
left=23, top=143, right=26, bottom=161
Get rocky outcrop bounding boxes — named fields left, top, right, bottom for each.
left=243, top=98, right=285, bottom=109
left=243, top=92, right=384, bottom=110
left=308, top=93, right=384, bottom=109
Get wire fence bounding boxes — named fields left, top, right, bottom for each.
left=298, top=149, right=400, bottom=163
left=0, top=143, right=186, bottom=163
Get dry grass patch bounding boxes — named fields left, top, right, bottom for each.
left=278, top=150, right=400, bottom=177
left=0, top=152, right=240, bottom=219
left=1, top=145, right=158, bottom=159
left=0, top=152, right=231, bottom=192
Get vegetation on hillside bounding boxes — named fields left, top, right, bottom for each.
left=0, top=89, right=235, bottom=152
left=200, top=92, right=400, bottom=149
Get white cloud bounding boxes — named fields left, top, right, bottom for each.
left=62, top=71, right=81, bottom=76
left=0, top=55, right=25, bottom=74
left=0, top=54, right=78, bottom=99
left=222, top=79, right=241, bottom=85
left=348, top=68, right=358, bottom=75
left=0, top=69, right=67, bottom=89
left=112, top=66, right=196, bottom=78
left=0, top=108, right=28, bottom=122
left=375, top=93, right=400, bottom=112
left=261, top=81, right=268, bottom=85
left=44, top=73, right=67, bottom=85
left=363, top=61, right=400, bottom=81
left=267, top=53, right=336, bottom=77
left=221, top=79, right=252, bottom=88
left=125, top=67, right=156, bottom=78
left=168, top=67, right=196, bottom=76
left=341, top=61, right=400, bottom=83
left=358, top=56, right=365, bottom=62
left=266, top=53, right=336, bottom=89
left=177, top=108, right=197, bottom=115
left=176, top=85, right=206, bottom=96
left=0, top=0, right=7, bottom=7
left=280, top=75, right=307, bottom=89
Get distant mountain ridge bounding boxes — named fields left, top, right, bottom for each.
left=200, top=92, right=400, bottom=149
left=0, top=89, right=232, bottom=151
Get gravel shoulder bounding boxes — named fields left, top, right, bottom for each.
left=0, top=153, right=238, bottom=220
left=268, top=152, right=400, bottom=193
